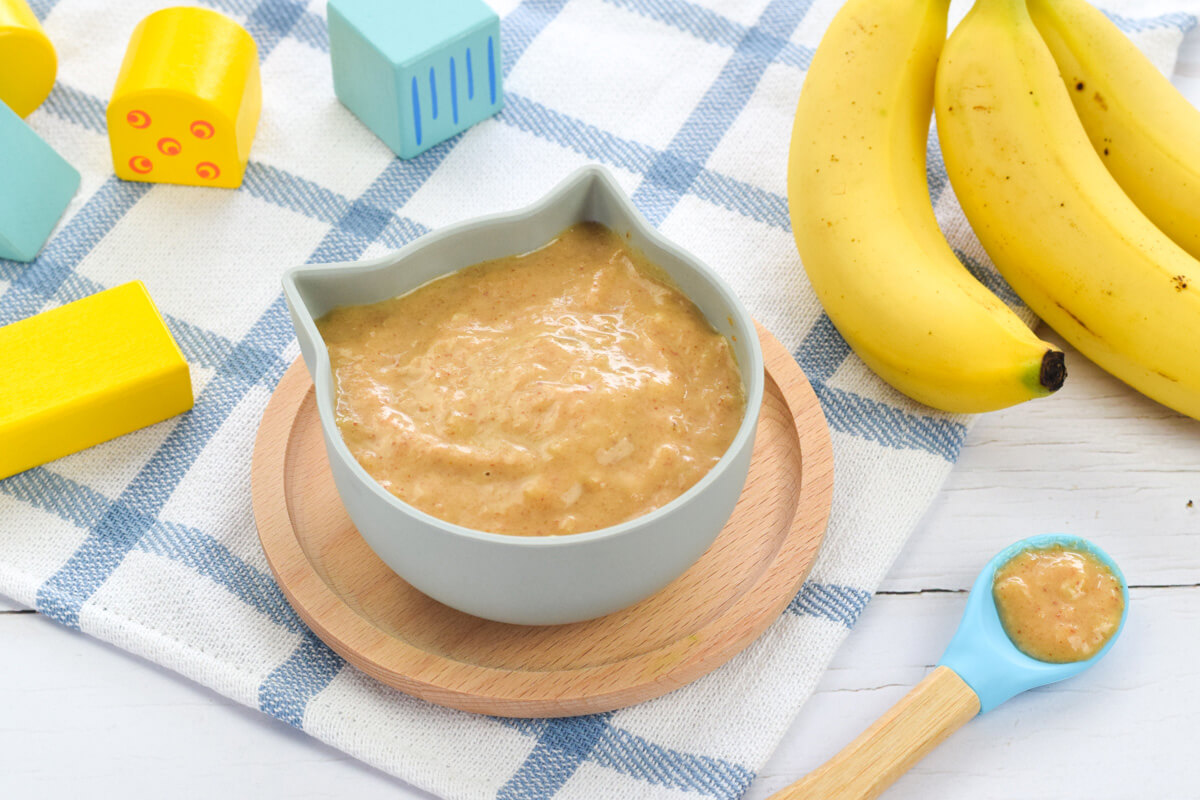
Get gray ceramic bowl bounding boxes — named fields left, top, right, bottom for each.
left=282, top=165, right=764, bottom=625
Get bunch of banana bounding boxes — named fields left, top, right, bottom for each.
left=936, top=0, right=1200, bottom=420
left=787, top=0, right=1064, bottom=413
left=1028, top=0, right=1200, bottom=261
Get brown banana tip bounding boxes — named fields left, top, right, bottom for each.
left=1041, top=350, right=1066, bottom=393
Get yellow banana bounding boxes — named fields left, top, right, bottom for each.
left=936, top=0, right=1200, bottom=420
left=1028, top=0, right=1200, bottom=261
left=787, top=0, right=1063, bottom=413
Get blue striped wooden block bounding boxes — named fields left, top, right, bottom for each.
left=328, top=0, right=503, bottom=159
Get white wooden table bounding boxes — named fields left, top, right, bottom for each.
left=3, top=30, right=1199, bottom=800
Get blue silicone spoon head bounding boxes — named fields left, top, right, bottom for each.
left=938, top=533, right=1129, bottom=713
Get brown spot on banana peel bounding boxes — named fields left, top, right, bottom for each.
left=1055, top=301, right=1094, bottom=335
left=1156, top=370, right=1179, bottom=383
left=1173, top=275, right=1189, bottom=291
left=1094, top=92, right=1107, bottom=111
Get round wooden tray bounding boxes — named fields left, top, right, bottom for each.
left=251, top=323, right=833, bottom=717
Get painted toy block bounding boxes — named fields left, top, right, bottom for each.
left=0, top=101, right=79, bottom=262
left=0, top=282, right=194, bottom=480
left=329, top=0, right=503, bottom=159
left=0, top=0, right=56, bottom=117
left=107, top=7, right=260, bottom=188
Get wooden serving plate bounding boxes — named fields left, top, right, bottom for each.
left=251, top=323, right=833, bottom=717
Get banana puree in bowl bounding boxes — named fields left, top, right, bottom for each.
left=282, top=165, right=765, bottom=624
left=317, top=222, right=746, bottom=537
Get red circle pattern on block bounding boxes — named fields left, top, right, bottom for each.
left=129, top=156, right=153, bottom=174
left=127, top=110, right=151, bottom=129
left=158, top=137, right=182, bottom=156
left=190, top=120, right=215, bottom=139
left=195, top=162, right=221, bottom=180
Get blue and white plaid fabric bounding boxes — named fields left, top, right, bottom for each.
left=1, top=1, right=1194, bottom=798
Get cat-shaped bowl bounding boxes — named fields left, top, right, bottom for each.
left=282, top=165, right=764, bottom=625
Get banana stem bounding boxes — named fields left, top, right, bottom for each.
left=975, top=0, right=1032, bottom=21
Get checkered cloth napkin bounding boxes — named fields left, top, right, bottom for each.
left=1, top=0, right=1194, bottom=797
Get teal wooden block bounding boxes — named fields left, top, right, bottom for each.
left=328, top=0, right=502, bottom=159
left=0, top=101, right=79, bottom=262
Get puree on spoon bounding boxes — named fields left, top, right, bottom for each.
left=316, top=222, right=746, bottom=537
left=992, top=544, right=1125, bottom=663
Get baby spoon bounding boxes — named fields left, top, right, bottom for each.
left=770, top=533, right=1128, bottom=800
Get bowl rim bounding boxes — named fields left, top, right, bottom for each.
left=282, top=163, right=766, bottom=548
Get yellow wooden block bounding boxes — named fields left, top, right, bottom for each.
left=0, top=282, right=193, bottom=480
left=107, top=7, right=260, bottom=189
left=0, top=0, right=57, bottom=117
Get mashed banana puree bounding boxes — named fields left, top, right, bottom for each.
left=993, top=545, right=1124, bottom=663
left=317, top=222, right=745, bottom=536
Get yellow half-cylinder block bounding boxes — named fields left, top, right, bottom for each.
left=0, top=282, right=194, bottom=480
left=107, top=7, right=260, bottom=188
left=0, top=0, right=57, bottom=117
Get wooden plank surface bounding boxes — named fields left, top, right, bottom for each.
left=0, top=595, right=30, bottom=613
left=747, top=587, right=1200, bottom=800
left=1, top=20, right=1197, bottom=800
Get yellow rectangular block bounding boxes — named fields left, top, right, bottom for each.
left=0, top=281, right=193, bottom=480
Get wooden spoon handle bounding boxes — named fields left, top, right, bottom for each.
left=769, top=666, right=980, bottom=800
